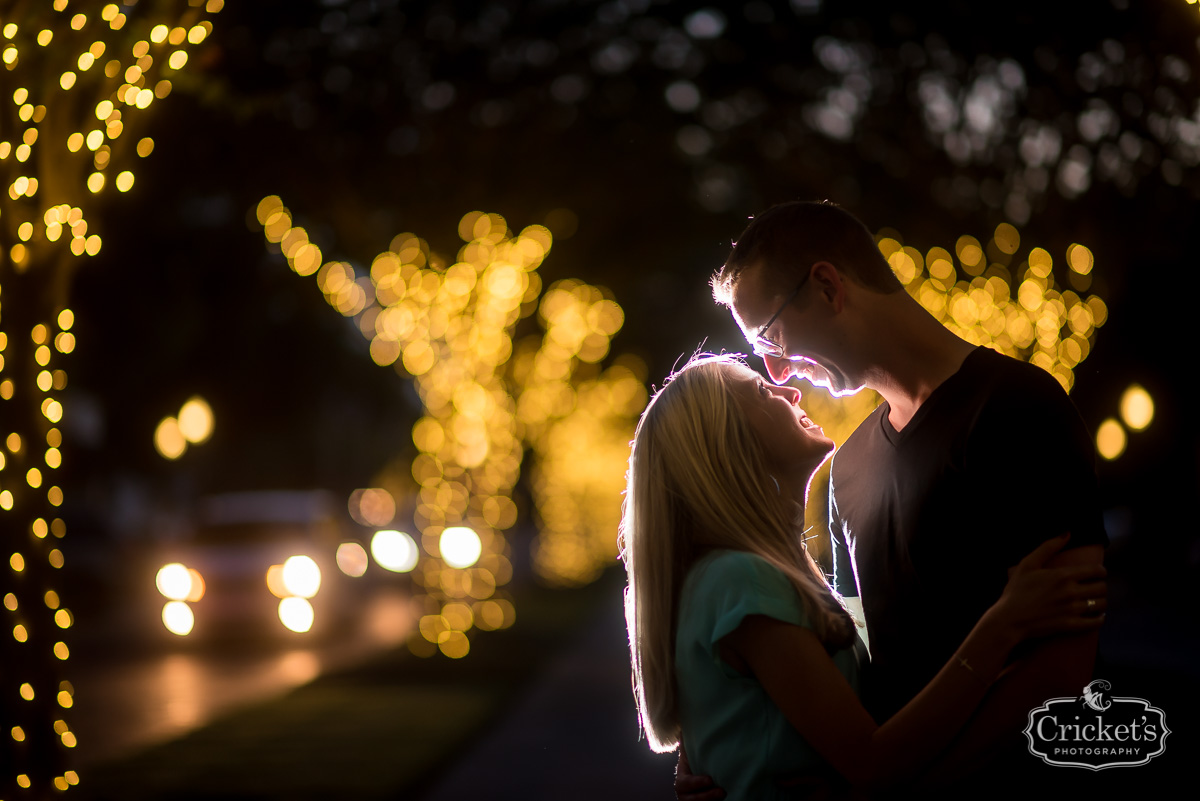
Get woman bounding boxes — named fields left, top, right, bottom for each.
left=619, top=354, right=1106, bottom=798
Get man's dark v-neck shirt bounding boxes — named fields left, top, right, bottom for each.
left=828, top=346, right=1107, bottom=722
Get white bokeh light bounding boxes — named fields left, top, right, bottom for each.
left=162, top=601, right=194, bottom=636
left=279, top=597, right=315, bottom=633
left=371, top=529, right=419, bottom=573
left=156, top=563, right=193, bottom=601
left=281, top=555, right=321, bottom=598
left=440, top=526, right=482, bottom=569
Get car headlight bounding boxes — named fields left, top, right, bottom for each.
left=162, top=601, right=195, bottom=636
left=156, top=563, right=204, bottom=602
left=281, top=555, right=321, bottom=599
left=371, top=529, right=419, bottom=572
left=278, top=597, right=314, bottom=633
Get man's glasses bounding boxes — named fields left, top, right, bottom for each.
left=751, top=273, right=809, bottom=359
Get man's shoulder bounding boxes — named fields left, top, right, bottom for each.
left=968, top=347, right=1075, bottom=411
left=973, top=346, right=1063, bottom=389
left=965, top=351, right=1101, bottom=514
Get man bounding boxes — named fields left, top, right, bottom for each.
left=687, top=200, right=1106, bottom=793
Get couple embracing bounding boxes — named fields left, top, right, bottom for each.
left=620, top=202, right=1107, bottom=798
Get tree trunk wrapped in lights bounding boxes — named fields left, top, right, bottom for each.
left=0, top=2, right=221, bottom=796
left=255, top=198, right=648, bottom=656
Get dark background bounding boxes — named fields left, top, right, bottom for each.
left=51, top=0, right=1199, bottom=779
left=67, top=0, right=1199, bottom=596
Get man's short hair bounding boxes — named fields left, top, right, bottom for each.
left=711, top=200, right=902, bottom=306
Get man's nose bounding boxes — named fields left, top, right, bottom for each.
left=764, top=355, right=793, bottom=385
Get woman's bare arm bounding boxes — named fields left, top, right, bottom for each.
left=725, top=608, right=1015, bottom=788
left=723, top=538, right=1105, bottom=790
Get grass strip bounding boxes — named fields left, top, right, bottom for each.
left=82, top=569, right=621, bottom=800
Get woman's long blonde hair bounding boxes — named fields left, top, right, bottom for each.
left=619, top=354, right=856, bottom=753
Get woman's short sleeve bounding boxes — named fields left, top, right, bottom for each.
left=687, top=551, right=812, bottom=655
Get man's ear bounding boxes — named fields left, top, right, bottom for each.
left=809, top=261, right=846, bottom=313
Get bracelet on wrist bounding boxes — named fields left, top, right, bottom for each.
left=956, top=655, right=992, bottom=687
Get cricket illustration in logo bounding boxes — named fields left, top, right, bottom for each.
left=1081, top=679, right=1112, bottom=711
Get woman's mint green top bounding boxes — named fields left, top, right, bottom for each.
left=675, top=550, right=866, bottom=800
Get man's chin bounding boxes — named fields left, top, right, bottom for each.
left=803, top=368, right=864, bottom=398
left=826, top=381, right=867, bottom=398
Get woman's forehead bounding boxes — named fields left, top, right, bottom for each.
left=717, top=364, right=764, bottom=400
left=676, top=357, right=759, bottom=390
left=726, top=363, right=761, bottom=384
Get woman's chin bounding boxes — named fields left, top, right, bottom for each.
left=792, top=441, right=835, bottom=485
left=803, top=426, right=836, bottom=454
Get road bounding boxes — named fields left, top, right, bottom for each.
left=67, top=584, right=415, bottom=767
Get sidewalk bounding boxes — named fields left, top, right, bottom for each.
left=416, top=582, right=676, bottom=800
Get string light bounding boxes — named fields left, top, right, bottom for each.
left=0, top=2, right=221, bottom=793
left=256, top=198, right=646, bottom=655
left=879, top=225, right=1106, bottom=394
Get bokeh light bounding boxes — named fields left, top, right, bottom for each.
left=336, top=542, right=369, bottom=577
left=256, top=199, right=648, bottom=657
left=265, top=564, right=289, bottom=599
left=184, top=568, right=205, bottom=603
left=155, top=397, right=215, bottom=458
left=1096, top=418, right=1127, bottom=461
left=1119, top=384, right=1154, bottom=431
left=153, top=416, right=187, bottom=460
left=161, top=601, right=195, bottom=636
left=280, top=555, right=321, bottom=599
left=370, top=529, right=419, bottom=573
left=439, top=526, right=482, bottom=569
left=278, top=597, right=315, bottom=633
left=349, top=488, right=396, bottom=527
left=177, top=396, right=214, bottom=443
left=155, top=563, right=193, bottom=601
left=879, top=225, right=1106, bottom=394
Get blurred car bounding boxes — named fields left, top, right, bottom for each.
left=148, top=490, right=373, bottom=640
